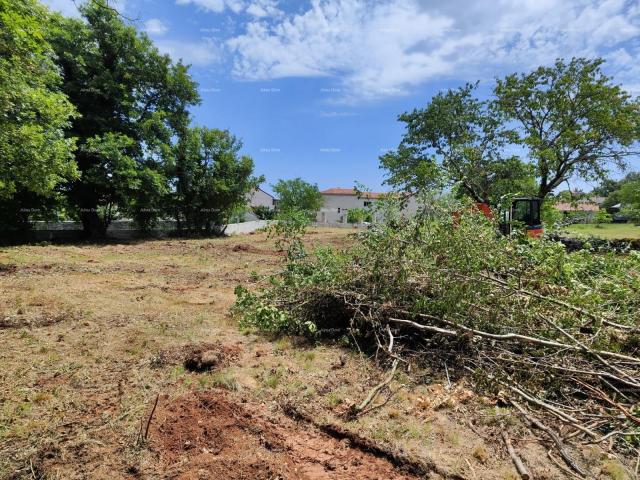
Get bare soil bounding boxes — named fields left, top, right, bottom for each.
left=146, top=390, right=416, bottom=479
left=0, top=229, right=629, bottom=479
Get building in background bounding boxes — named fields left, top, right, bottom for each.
left=316, top=188, right=419, bottom=224
left=553, top=199, right=600, bottom=221
left=248, top=188, right=277, bottom=210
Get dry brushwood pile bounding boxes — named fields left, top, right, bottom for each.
left=235, top=203, right=640, bottom=476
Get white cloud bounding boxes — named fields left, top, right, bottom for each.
left=144, top=18, right=169, bottom=36
left=176, top=0, right=226, bottom=12
left=227, top=0, right=640, bottom=101
left=155, top=39, right=220, bottom=66
left=246, top=0, right=282, bottom=18
left=176, top=0, right=281, bottom=17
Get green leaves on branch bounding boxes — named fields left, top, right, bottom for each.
left=0, top=0, right=78, bottom=199
left=495, top=58, right=640, bottom=199
left=381, top=82, right=536, bottom=204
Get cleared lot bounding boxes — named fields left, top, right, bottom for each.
left=0, top=230, right=622, bottom=479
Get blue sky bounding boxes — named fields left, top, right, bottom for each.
left=43, top=0, right=640, bottom=194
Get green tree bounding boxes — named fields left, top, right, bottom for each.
left=596, top=172, right=640, bottom=210
left=618, top=180, right=640, bottom=223
left=169, top=127, right=262, bottom=235
left=0, top=0, right=78, bottom=230
left=495, top=58, right=640, bottom=200
left=272, top=178, right=324, bottom=219
left=380, top=83, right=536, bottom=204
left=47, top=0, right=199, bottom=237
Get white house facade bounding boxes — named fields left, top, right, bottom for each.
left=316, top=188, right=419, bottom=224
left=248, top=188, right=277, bottom=209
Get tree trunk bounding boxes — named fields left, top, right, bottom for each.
left=80, top=209, right=108, bottom=239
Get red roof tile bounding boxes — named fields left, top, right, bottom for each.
left=320, top=188, right=386, bottom=199
left=554, top=202, right=600, bottom=212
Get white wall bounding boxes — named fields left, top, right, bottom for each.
left=316, top=193, right=424, bottom=224
left=317, top=194, right=378, bottom=223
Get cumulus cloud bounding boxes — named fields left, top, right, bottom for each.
left=155, top=39, right=221, bottom=66
left=176, top=0, right=280, bottom=16
left=246, top=0, right=282, bottom=18
left=176, top=0, right=227, bottom=13
left=144, top=18, right=169, bottom=36
left=227, top=0, right=640, bottom=101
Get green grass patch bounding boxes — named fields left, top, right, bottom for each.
left=564, top=223, right=640, bottom=239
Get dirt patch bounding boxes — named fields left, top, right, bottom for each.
left=227, top=243, right=281, bottom=256
left=149, top=390, right=418, bottom=480
left=151, top=342, right=242, bottom=371
left=0, top=263, right=17, bottom=275
left=0, top=311, right=68, bottom=329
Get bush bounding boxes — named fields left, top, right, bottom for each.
left=253, top=205, right=276, bottom=220
left=347, top=208, right=373, bottom=224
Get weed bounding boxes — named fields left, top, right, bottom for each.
left=602, top=459, right=627, bottom=480
left=210, top=371, right=239, bottom=391
left=263, top=368, right=283, bottom=389
left=325, top=391, right=343, bottom=407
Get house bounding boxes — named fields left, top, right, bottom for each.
left=248, top=187, right=277, bottom=210
left=553, top=200, right=599, bottom=220
left=316, top=188, right=419, bottom=224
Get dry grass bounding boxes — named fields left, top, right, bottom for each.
left=0, top=228, right=617, bottom=479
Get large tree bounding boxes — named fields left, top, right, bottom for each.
left=47, top=0, right=199, bottom=237
left=272, top=178, right=324, bottom=218
left=169, top=127, right=262, bottom=235
left=495, top=58, right=640, bottom=200
left=380, top=84, right=536, bottom=204
left=0, top=0, right=78, bottom=230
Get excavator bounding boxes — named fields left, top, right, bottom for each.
left=474, top=197, right=544, bottom=238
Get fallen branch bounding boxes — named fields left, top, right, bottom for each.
left=351, top=359, right=399, bottom=416
left=511, top=400, right=587, bottom=477
left=138, top=394, right=159, bottom=445
left=501, top=422, right=530, bottom=480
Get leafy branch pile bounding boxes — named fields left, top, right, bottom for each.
left=235, top=202, right=640, bottom=469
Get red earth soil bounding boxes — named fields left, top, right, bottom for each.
left=149, top=391, right=418, bottom=480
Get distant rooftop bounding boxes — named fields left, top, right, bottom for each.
left=554, top=202, right=600, bottom=212
left=320, top=188, right=386, bottom=199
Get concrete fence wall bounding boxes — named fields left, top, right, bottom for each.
left=1, top=219, right=273, bottom=244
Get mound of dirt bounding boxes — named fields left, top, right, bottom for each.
left=150, top=342, right=241, bottom=371
left=149, top=391, right=417, bottom=480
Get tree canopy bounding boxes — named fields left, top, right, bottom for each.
left=170, top=127, right=263, bottom=235
left=272, top=178, right=324, bottom=219
left=46, top=0, right=200, bottom=236
left=381, top=58, right=640, bottom=205
left=495, top=58, right=640, bottom=199
left=380, top=83, right=536, bottom=204
left=0, top=0, right=78, bottom=200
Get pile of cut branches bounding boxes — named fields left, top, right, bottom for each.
left=234, top=201, right=640, bottom=472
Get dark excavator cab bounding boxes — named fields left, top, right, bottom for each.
left=499, top=197, right=543, bottom=237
